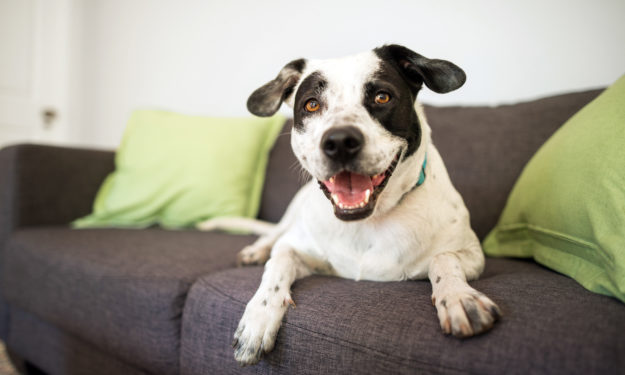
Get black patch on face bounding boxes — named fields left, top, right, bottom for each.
left=363, top=58, right=422, bottom=158
left=293, top=71, right=328, bottom=132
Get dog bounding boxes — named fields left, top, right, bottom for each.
left=198, top=44, right=501, bottom=366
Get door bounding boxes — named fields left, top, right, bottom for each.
left=0, top=0, right=73, bottom=149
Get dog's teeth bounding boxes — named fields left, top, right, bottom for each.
left=331, top=194, right=339, bottom=205
left=364, top=189, right=371, bottom=204
left=329, top=176, right=335, bottom=184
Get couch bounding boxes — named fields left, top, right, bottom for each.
left=1, top=88, right=623, bottom=375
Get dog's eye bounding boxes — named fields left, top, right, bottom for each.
left=375, top=92, right=391, bottom=104
left=305, top=99, right=320, bottom=112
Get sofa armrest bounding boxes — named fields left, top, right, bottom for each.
left=0, top=144, right=114, bottom=244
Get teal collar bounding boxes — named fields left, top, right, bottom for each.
left=416, top=153, right=427, bottom=187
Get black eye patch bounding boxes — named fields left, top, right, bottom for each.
left=293, top=71, right=328, bottom=132
left=364, top=61, right=422, bottom=158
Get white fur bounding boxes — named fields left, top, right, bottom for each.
left=225, top=51, right=500, bottom=366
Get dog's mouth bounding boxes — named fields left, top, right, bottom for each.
left=318, top=152, right=400, bottom=221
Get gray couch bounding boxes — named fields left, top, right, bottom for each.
left=1, top=89, right=623, bottom=375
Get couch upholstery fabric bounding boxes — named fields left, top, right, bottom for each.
left=181, top=258, right=625, bottom=375
left=257, top=120, right=308, bottom=223
left=0, top=144, right=115, bottom=342
left=1, top=227, right=256, bottom=374
left=8, top=305, right=148, bottom=375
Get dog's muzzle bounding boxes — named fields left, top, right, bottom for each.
left=318, top=149, right=400, bottom=221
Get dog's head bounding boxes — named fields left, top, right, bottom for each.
left=248, top=45, right=465, bottom=221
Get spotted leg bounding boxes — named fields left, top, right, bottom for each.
left=233, top=244, right=312, bottom=366
left=428, top=248, right=501, bottom=337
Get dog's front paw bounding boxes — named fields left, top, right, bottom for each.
left=233, top=296, right=292, bottom=366
left=232, top=309, right=280, bottom=366
left=433, top=289, right=501, bottom=338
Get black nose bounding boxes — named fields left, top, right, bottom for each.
left=321, top=126, right=364, bottom=163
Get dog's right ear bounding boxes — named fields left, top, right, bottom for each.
left=247, top=59, right=307, bottom=117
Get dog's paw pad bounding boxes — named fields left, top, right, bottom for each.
left=435, top=290, right=500, bottom=338
left=237, top=245, right=270, bottom=266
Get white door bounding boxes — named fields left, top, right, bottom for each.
left=0, top=0, right=73, bottom=149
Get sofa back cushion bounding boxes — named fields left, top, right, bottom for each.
left=257, top=120, right=306, bottom=223
left=429, top=89, right=602, bottom=239
left=258, top=89, right=603, bottom=239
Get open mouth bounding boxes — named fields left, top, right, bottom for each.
left=318, top=152, right=400, bottom=221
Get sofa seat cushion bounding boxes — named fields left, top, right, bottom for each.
left=0, top=227, right=256, bottom=375
left=181, top=257, right=625, bottom=375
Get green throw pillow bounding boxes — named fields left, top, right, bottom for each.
left=483, top=75, right=625, bottom=302
left=73, top=110, right=285, bottom=229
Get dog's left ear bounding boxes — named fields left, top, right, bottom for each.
left=247, top=58, right=307, bottom=117
left=375, top=44, right=466, bottom=94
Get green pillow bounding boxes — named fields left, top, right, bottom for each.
left=73, top=110, right=284, bottom=229
left=483, top=75, right=625, bottom=302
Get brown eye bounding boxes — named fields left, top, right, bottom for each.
left=305, top=99, right=320, bottom=112
left=375, top=92, right=391, bottom=104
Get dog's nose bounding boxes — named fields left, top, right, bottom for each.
left=321, top=126, right=364, bottom=162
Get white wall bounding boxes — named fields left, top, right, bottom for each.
left=67, top=0, right=625, bottom=148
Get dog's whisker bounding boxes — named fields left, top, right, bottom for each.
left=288, top=161, right=300, bottom=172
left=276, top=131, right=292, bottom=138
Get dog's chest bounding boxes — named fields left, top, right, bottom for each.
left=304, top=215, right=432, bottom=282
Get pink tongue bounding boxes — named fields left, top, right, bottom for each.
left=323, top=171, right=373, bottom=207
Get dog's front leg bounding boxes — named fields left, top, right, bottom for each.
left=233, top=244, right=312, bottom=366
left=429, top=249, right=501, bottom=337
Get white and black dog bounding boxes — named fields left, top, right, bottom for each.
left=198, top=44, right=501, bottom=366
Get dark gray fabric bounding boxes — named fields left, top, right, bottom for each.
left=0, top=145, right=17, bottom=251
left=181, top=258, right=625, bottom=375
left=0, top=144, right=115, bottom=231
left=0, top=144, right=118, bottom=342
left=258, top=119, right=309, bottom=223
left=8, top=305, right=147, bottom=375
left=1, top=227, right=257, bottom=375
left=0, top=147, right=18, bottom=340
left=0, top=295, right=8, bottom=341
left=425, top=89, right=603, bottom=240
